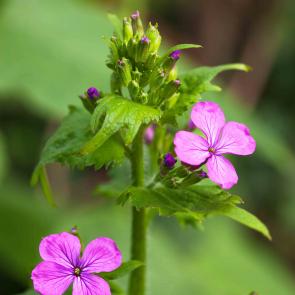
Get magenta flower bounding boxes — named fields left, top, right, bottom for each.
left=31, top=232, right=122, bottom=295
left=174, top=101, right=256, bottom=189
left=144, top=124, right=155, bottom=144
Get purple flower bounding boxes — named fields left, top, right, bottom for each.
left=31, top=232, right=122, bottom=295
left=169, top=50, right=181, bottom=60
left=87, top=87, right=100, bottom=99
left=164, top=153, right=177, bottom=169
left=174, top=101, right=256, bottom=189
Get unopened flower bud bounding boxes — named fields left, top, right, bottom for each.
left=111, top=72, right=122, bottom=94
left=198, top=170, right=208, bottom=178
left=131, top=10, right=144, bottom=37
left=163, top=153, right=177, bottom=169
left=170, top=50, right=181, bottom=60
left=146, top=53, right=158, bottom=69
left=162, top=52, right=181, bottom=74
left=87, top=87, right=100, bottom=99
left=79, top=87, right=101, bottom=113
left=135, top=36, right=150, bottom=62
left=146, top=23, right=162, bottom=53
left=123, top=17, right=133, bottom=43
left=117, top=58, right=132, bottom=86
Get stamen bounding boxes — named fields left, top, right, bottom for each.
left=208, top=147, right=215, bottom=153
left=74, top=267, right=81, bottom=277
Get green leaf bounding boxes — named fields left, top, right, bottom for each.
left=221, top=206, right=271, bottom=240
left=35, top=106, right=125, bottom=170
left=82, top=95, right=162, bottom=154
left=119, top=185, right=271, bottom=239
left=31, top=166, right=56, bottom=207
left=31, top=107, right=125, bottom=204
left=99, top=260, right=144, bottom=280
left=180, top=63, right=251, bottom=95
left=107, top=13, right=123, bottom=39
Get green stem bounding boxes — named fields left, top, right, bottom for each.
left=128, top=129, right=147, bottom=295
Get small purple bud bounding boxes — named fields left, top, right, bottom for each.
left=141, top=36, right=150, bottom=44
left=198, top=170, right=208, bottom=178
left=164, top=153, right=177, bottom=169
left=170, top=50, right=181, bottom=60
left=87, top=87, right=100, bottom=99
left=174, top=79, right=181, bottom=86
left=131, top=10, right=140, bottom=20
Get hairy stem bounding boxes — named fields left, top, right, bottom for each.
left=128, top=129, right=147, bottom=295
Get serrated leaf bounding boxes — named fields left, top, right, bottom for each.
left=31, top=107, right=125, bottom=204
left=99, top=260, right=144, bottom=280
left=81, top=95, right=162, bottom=154
left=35, top=107, right=125, bottom=170
left=180, top=63, right=250, bottom=95
left=119, top=185, right=270, bottom=239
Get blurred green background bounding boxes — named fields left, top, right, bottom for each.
left=1, top=0, right=295, bottom=294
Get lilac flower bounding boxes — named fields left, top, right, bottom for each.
left=87, top=87, right=100, bottom=99
left=174, top=101, right=256, bottom=189
left=164, top=153, right=177, bottom=169
left=31, top=232, right=122, bottom=295
left=169, top=50, right=181, bottom=60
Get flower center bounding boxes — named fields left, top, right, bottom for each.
left=74, top=267, right=81, bottom=277
left=208, top=147, right=216, bottom=154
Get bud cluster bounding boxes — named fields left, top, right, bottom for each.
left=106, top=11, right=182, bottom=108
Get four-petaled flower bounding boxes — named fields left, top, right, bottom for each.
left=174, top=101, right=256, bottom=189
left=31, top=232, right=122, bottom=295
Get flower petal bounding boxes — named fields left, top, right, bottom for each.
left=174, top=131, right=210, bottom=166
left=206, top=155, right=238, bottom=189
left=80, top=237, right=122, bottom=273
left=191, top=101, right=225, bottom=146
left=73, top=274, right=111, bottom=295
left=31, top=261, right=73, bottom=295
left=39, top=232, right=81, bottom=268
left=215, top=121, right=256, bottom=155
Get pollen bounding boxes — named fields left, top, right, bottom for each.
left=208, top=147, right=215, bottom=153
left=74, top=267, right=81, bottom=277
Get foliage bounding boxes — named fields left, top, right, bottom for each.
left=82, top=95, right=162, bottom=154
left=119, top=184, right=270, bottom=239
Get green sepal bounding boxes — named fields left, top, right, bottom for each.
left=145, top=22, right=161, bottom=53
left=99, top=260, right=144, bottom=280
left=123, top=17, right=133, bottom=43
